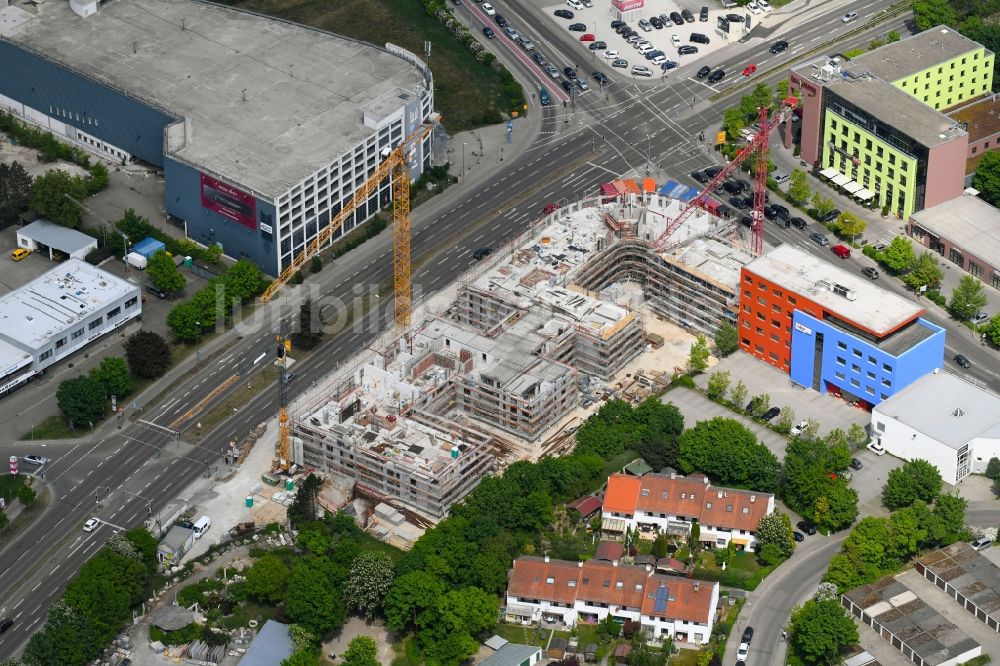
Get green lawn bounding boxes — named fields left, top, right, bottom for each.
left=492, top=624, right=550, bottom=647
left=668, top=648, right=704, bottom=666
left=221, top=0, right=521, bottom=132
left=22, top=414, right=88, bottom=440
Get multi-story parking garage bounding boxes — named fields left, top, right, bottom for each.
left=0, top=0, right=434, bottom=276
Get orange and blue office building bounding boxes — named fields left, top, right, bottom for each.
left=738, top=245, right=945, bottom=409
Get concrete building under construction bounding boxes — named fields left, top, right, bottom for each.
left=292, top=186, right=756, bottom=520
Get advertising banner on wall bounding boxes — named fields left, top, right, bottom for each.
left=612, top=0, right=644, bottom=11
left=200, top=173, right=256, bottom=230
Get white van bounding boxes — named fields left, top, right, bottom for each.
left=193, top=516, right=211, bottom=539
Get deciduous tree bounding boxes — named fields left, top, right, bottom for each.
left=344, top=552, right=395, bottom=620
left=706, top=370, right=730, bottom=400
left=729, top=380, right=748, bottom=409
left=22, top=601, right=100, bottom=666
left=223, top=259, right=265, bottom=304
left=678, top=417, right=781, bottom=492
left=30, top=169, right=87, bottom=228
left=341, top=636, right=379, bottom=666
left=688, top=334, right=710, bottom=373
left=385, top=570, right=446, bottom=633
left=713, top=322, right=739, bottom=356
left=56, top=375, right=107, bottom=427
left=0, top=161, right=33, bottom=225
left=147, top=250, right=185, bottom=294
left=880, top=236, right=916, bottom=273
left=912, top=0, right=958, bottom=32
left=756, top=512, right=795, bottom=558
left=810, top=193, right=835, bottom=219
left=245, top=553, right=290, bottom=604
left=89, top=356, right=132, bottom=399
left=948, top=274, right=988, bottom=322
left=17, top=484, right=37, bottom=509
left=281, top=648, right=320, bottom=666
left=124, top=331, right=171, bottom=379
left=832, top=212, right=866, bottom=240
left=986, top=316, right=1000, bottom=346
left=286, top=556, right=345, bottom=637
left=788, top=168, right=811, bottom=204
left=789, top=599, right=858, bottom=664
left=903, top=252, right=943, bottom=291
left=883, top=459, right=943, bottom=510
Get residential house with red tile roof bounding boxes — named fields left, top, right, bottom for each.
left=601, top=472, right=775, bottom=550
left=505, top=555, right=719, bottom=644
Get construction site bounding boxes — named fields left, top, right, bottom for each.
left=289, top=183, right=759, bottom=528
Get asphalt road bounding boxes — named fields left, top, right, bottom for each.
left=1, top=0, right=996, bottom=658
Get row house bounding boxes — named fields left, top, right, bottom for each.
left=505, top=555, right=719, bottom=644
left=600, top=473, right=774, bottom=550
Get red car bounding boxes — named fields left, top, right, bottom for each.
left=542, top=202, right=559, bottom=215
left=580, top=33, right=596, bottom=41
left=742, top=63, right=757, bottom=77
left=831, top=244, right=852, bottom=259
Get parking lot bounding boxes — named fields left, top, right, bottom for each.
left=0, top=234, right=64, bottom=294
left=542, top=0, right=772, bottom=80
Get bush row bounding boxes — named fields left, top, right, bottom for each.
left=0, top=111, right=109, bottom=192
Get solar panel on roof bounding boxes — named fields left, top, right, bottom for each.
left=653, top=585, right=669, bottom=613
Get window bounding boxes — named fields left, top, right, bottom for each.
left=568, top=580, right=576, bottom=587
left=125, top=297, right=138, bottom=309
left=88, top=317, right=103, bottom=330
left=868, top=355, right=876, bottom=364
left=865, top=386, right=875, bottom=395
left=882, top=363, right=892, bottom=372
left=837, top=341, right=847, bottom=350
left=851, top=378, right=860, bottom=388
left=758, top=282, right=768, bottom=292
left=615, top=581, right=623, bottom=589
left=852, top=349, right=862, bottom=358
left=836, top=357, right=846, bottom=366
left=835, top=371, right=845, bottom=380
left=882, top=378, right=892, bottom=387
left=107, top=306, right=121, bottom=318
left=771, top=333, right=780, bottom=342
left=769, top=351, right=779, bottom=361
left=55, top=337, right=66, bottom=349
left=40, top=349, right=53, bottom=361
left=706, top=502, right=712, bottom=509
left=788, top=296, right=796, bottom=305
left=949, top=248, right=964, bottom=267
left=546, top=577, right=555, bottom=584
left=969, top=261, right=983, bottom=280
left=72, top=328, right=84, bottom=339
left=867, top=371, right=876, bottom=380
left=852, top=364, right=861, bottom=373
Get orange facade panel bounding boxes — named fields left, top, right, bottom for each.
left=737, top=267, right=822, bottom=372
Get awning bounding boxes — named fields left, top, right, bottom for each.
left=831, top=173, right=851, bottom=186
left=855, top=188, right=876, bottom=201
left=602, top=517, right=628, bottom=532
left=504, top=605, right=534, bottom=618
left=622, top=179, right=642, bottom=194
left=842, top=181, right=863, bottom=194
left=600, top=183, right=618, bottom=196
left=819, top=167, right=838, bottom=179
left=642, top=177, right=657, bottom=193
left=730, top=538, right=751, bottom=545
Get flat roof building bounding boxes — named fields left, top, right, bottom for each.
left=740, top=245, right=944, bottom=408
left=908, top=190, right=1000, bottom=293
left=16, top=219, right=97, bottom=260
left=0, top=258, right=141, bottom=397
left=0, top=0, right=434, bottom=276
left=915, top=542, right=1000, bottom=634
left=871, top=370, right=1000, bottom=483
left=790, top=26, right=993, bottom=220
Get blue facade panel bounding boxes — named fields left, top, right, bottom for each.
left=0, top=41, right=175, bottom=165
left=789, top=312, right=944, bottom=406
left=163, top=157, right=278, bottom=276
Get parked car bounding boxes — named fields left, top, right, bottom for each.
left=650, top=16, right=664, bottom=29
left=696, top=65, right=711, bottom=78
left=482, top=26, right=496, bottom=38
left=567, top=0, right=584, bottom=8
left=792, top=531, right=805, bottom=542
left=632, top=65, right=653, bottom=77
left=554, top=8, right=574, bottom=18
left=603, top=50, right=620, bottom=60
left=690, top=33, right=710, bottom=44
left=579, top=33, right=596, bottom=41
left=678, top=45, right=699, bottom=55
left=770, top=40, right=789, bottom=53
left=669, top=11, right=684, bottom=25
left=971, top=537, right=993, bottom=551
left=681, top=8, right=695, bottom=22
left=568, top=22, right=586, bottom=31
left=728, top=196, right=750, bottom=210
left=727, top=13, right=744, bottom=22
left=809, top=232, right=829, bottom=246
left=797, top=520, right=817, bottom=535
left=741, top=627, right=754, bottom=643
left=969, top=311, right=990, bottom=325
left=821, top=208, right=842, bottom=222
left=611, top=58, right=629, bottom=68
left=670, top=34, right=682, bottom=48
left=789, top=216, right=807, bottom=229
left=867, top=440, right=886, bottom=456
left=704, top=166, right=724, bottom=177
left=831, top=244, right=851, bottom=259
left=747, top=1, right=763, bottom=14
left=699, top=5, right=709, bottom=21
left=22, top=454, right=50, bottom=465
left=761, top=406, right=781, bottom=421
left=862, top=267, right=879, bottom=280
left=745, top=398, right=761, bottom=414
left=850, top=457, right=863, bottom=470
left=736, top=643, right=750, bottom=661
left=481, top=2, right=495, bottom=15
left=954, top=354, right=972, bottom=369
left=10, top=248, right=30, bottom=261
left=790, top=420, right=808, bottom=436
left=589, top=40, right=607, bottom=50
left=722, top=180, right=743, bottom=194
left=472, top=248, right=493, bottom=261
left=661, top=60, right=679, bottom=70
left=638, top=18, right=652, bottom=31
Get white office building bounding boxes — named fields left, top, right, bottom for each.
left=871, top=370, right=1000, bottom=484
left=0, top=259, right=141, bottom=396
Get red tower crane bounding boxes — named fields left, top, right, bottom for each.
left=652, top=96, right=799, bottom=256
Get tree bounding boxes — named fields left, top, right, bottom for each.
left=385, top=570, right=446, bottom=633
left=688, top=335, right=710, bottom=373
left=881, top=236, right=917, bottom=273
left=342, top=636, right=379, bottom=666
left=285, top=555, right=345, bottom=637
left=678, top=417, right=781, bottom=492
left=124, top=527, right=159, bottom=573
left=344, top=552, right=395, bottom=620
left=281, top=648, right=320, bottom=666
left=56, top=375, right=106, bottom=427
left=723, top=107, right=747, bottom=138
left=89, top=356, right=132, bottom=399
left=165, top=300, right=205, bottom=343
left=750, top=393, right=770, bottom=418
left=788, top=598, right=859, bottom=665
left=17, top=484, right=37, bottom=509
left=948, top=274, right=988, bottom=322
left=985, top=315, right=1000, bottom=346
left=713, top=322, right=739, bottom=356
left=912, top=0, right=958, bottom=31
left=903, top=252, right=944, bottom=291
left=706, top=370, right=730, bottom=400
left=883, top=459, right=943, bottom=510
left=811, top=193, right=835, bottom=219
left=147, top=250, right=186, bottom=294
left=245, top=553, right=291, bottom=604
left=0, top=161, right=33, bottom=225
left=22, top=601, right=100, bottom=666
left=788, top=168, right=811, bottom=204
left=930, top=493, right=967, bottom=546
left=729, top=380, right=748, bottom=409
left=846, top=423, right=868, bottom=450
left=124, top=331, right=171, bottom=379
left=756, top=512, right=795, bottom=558
left=288, top=474, right=323, bottom=525
left=759, top=542, right=784, bottom=566
left=30, top=169, right=87, bottom=228
left=886, top=30, right=901, bottom=42
left=972, top=144, right=1000, bottom=207
left=986, top=457, right=1000, bottom=480
left=223, top=259, right=265, bottom=304
left=831, top=211, right=866, bottom=240
left=775, top=407, right=794, bottom=435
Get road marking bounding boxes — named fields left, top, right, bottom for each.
left=13, top=599, right=23, bottom=610
left=50, top=565, right=60, bottom=575
left=31, top=581, right=41, bottom=592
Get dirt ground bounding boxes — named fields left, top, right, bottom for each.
left=321, top=616, right=394, bottom=664
left=0, top=130, right=90, bottom=179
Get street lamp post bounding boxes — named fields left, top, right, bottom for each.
left=195, top=321, right=201, bottom=361
left=645, top=134, right=652, bottom=175
left=462, top=142, right=467, bottom=182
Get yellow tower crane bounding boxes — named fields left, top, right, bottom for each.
left=260, top=119, right=436, bottom=327
left=262, top=118, right=437, bottom=469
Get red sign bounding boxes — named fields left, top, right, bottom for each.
left=200, top=173, right=257, bottom=230
left=9, top=455, right=17, bottom=476
left=612, top=0, right=644, bottom=11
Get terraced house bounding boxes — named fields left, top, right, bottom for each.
left=791, top=26, right=994, bottom=220
left=599, top=473, right=775, bottom=550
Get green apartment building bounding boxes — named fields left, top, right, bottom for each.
left=791, top=26, right=994, bottom=220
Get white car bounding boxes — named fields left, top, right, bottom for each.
left=581, top=0, right=593, bottom=6
left=603, top=50, right=620, bottom=60
left=971, top=537, right=993, bottom=551
left=757, top=0, right=772, bottom=11
left=789, top=420, right=809, bottom=436
left=671, top=34, right=681, bottom=47
left=482, top=2, right=496, bottom=15
left=83, top=517, right=100, bottom=532
left=747, top=2, right=763, bottom=15
left=867, top=440, right=886, bottom=456
left=567, top=0, right=584, bottom=9
left=637, top=42, right=654, bottom=54
left=22, top=454, right=50, bottom=466
left=651, top=54, right=667, bottom=64
left=737, top=643, right=750, bottom=660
